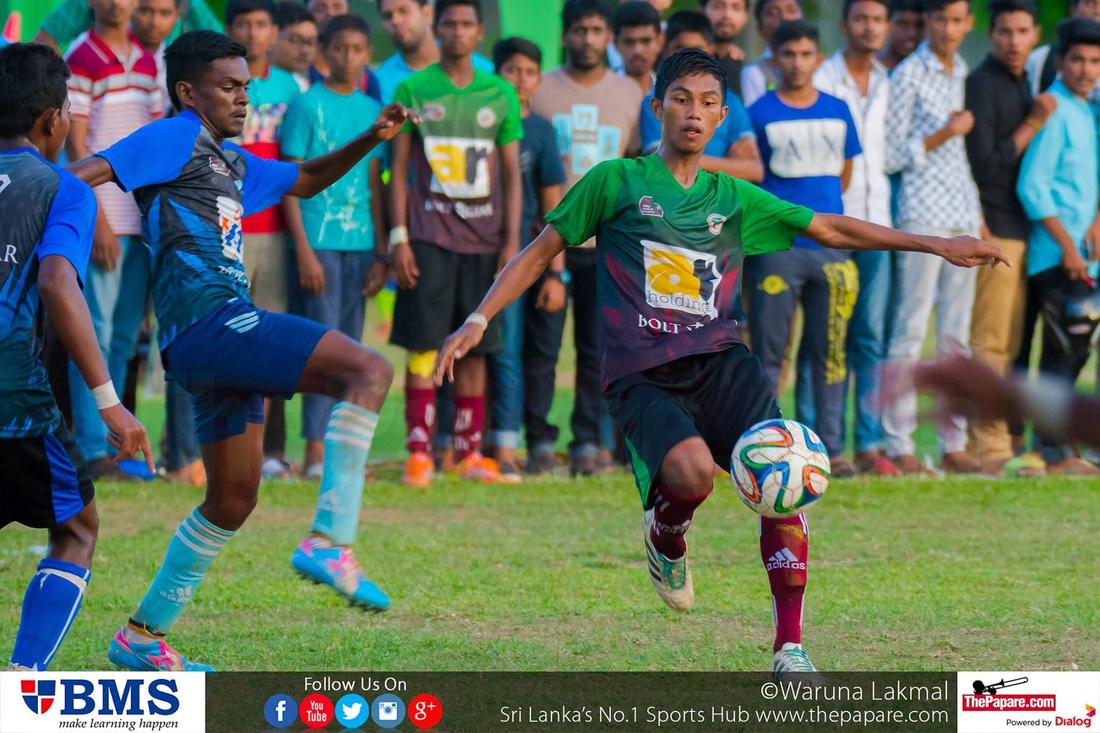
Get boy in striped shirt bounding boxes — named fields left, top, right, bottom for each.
left=64, top=0, right=163, bottom=481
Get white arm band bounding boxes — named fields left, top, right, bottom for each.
left=92, top=382, right=120, bottom=410
left=389, top=226, right=409, bottom=247
left=464, top=312, right=489, bottom=330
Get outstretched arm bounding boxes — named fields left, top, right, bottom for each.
left=288, top=103, right=418, bottom=198
left=67, top=156, right=118, bottom=189
left=38, top=256, right=154, bottom=471
left=803, top=213, right=1009, bottom=268
left=434, top=225, right=567, bottom=384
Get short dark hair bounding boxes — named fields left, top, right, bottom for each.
left=493, top=36, right=542, bottom=72
left=274, top=1, right=314, bottom=29
left=435, top=0, right=481, bottom=25
left=888, top=0, right=925, bottom=16
left=988, top=0, right=1037, bottom=27
left=376, top=0, right=428, bottom=7
left=924, top=0, right=969, bottom=13
left=165, top=30, right=247, bottom=111
left=754, top=0, right=799, bottom=24
left=562, top=0, right=610, bottom=33
left=225, top=0, right=275, bottom=26
left=614, top=1, right=661, bottom=37
left=771, top=18, right=818, bottom=49
left=319, top=14, right=370, bottom=47
left=843, top=0, right=889, bottom=19
left=654, top=47, right=727, bottom=103
left=0, top=43, right=70, bottom=138
left=665, top=10, right=714, bottom=46
left=1057, top=16, right=1100, bottom=57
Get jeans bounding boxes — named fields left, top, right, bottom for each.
left=567, top=248, right=612, bottom=456
left=489, top=295, right=525, bottom=450
left=523, top=276, right=567, bottom=454
left=295, top=250, right=373, bottom=442
left=882, top=225, right=977, bottom=457
left=162, top=379, right=199, bottom=471
left=69, top=235, right=151, bottom=462
left=847, top=249, right=894, bottom=453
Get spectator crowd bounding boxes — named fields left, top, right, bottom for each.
left=29, top=0, right=1100, bottom=486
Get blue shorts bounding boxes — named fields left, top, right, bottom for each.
left=163, top=300, right=329, bottom=444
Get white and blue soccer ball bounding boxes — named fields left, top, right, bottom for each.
left=731, top=419, right=830, bottom=518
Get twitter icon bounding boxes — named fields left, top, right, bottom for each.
left=335, top=693, right=370, bottom=729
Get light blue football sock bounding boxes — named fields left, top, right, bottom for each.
left=132, top=508, right=234, bottom=633
left=10, top=558, right=90, bottom=670
left=312, top=402, right=379, bottom=546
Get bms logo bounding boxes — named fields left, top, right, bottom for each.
left=424, top=136, right=495, bottom=200
left=642, top=240, right=720, bottom=318
left=18, top=678, right=180, bottom=716
left=21, top=680, right=55, bottom=714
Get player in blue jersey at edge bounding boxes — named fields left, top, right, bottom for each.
left=0, top=43, right=153, bottom=671
left=68, top=30, right=417, bottom=671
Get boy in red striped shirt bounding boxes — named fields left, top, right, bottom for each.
left=64, top=0, right=163, bottom=481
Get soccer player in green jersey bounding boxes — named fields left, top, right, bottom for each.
left=435, top=48, right=1006, bottom=675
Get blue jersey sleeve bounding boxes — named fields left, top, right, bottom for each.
left=640, top=95, right=661, bottom=154
left=223, top=142, right=300, bottom=215
left=96, top=115, right=198, bottom=192
left=37, top=172, right=97, bottom=284
left=725, top=92, right=754, bottom=140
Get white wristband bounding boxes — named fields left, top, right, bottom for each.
left=1016, top=374, right=1073, bottom=442
left=389, top=226, right=409, bottom=247
left=92, top=382, right=120, bottom=410
left=464, top=312, right=488, bottom=330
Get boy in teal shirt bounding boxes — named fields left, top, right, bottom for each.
left=282, top=14, right=388, bottom=477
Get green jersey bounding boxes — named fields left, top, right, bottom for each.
left=545, top=155, right=814, bottom=388
left=394, top=64, right=522, bottom=254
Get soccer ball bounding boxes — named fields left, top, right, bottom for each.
left=731, top=419, right=830, bottom=518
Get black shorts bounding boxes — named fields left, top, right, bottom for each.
left=606, top=345, right=780, bottom=509
left=390, top=241, right=501, bottom=354
left=0, top=426, right=94, bottom=529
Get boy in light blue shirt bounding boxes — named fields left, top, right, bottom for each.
left=1016, top=17, right=1100, bottom=473
left=281, top=14, right=388, bottom=476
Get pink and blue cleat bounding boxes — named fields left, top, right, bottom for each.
left=108, top=627, right=214, bottom=672
left=291, top=536, right=390, bottom=612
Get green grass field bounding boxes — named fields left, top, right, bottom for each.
left=2, top=456, right=1098, bottom=672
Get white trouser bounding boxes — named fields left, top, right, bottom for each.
left=882, top=225, right=978, bottom=457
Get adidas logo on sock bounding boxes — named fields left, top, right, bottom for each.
left=765, top=547, right=806, bottom=572
left=159, top=586, right=193, bottom=603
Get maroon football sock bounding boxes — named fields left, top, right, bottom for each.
left=453, top=395, right=485, bottom=461
left=760, top=514, right=808, bottom=652
left=649, top=483, right=706, bottom=560
left=405, top=387, right=435, bottom=454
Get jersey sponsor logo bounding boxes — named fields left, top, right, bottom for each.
left=636, top=314, right=708, bottom=334
left=0, top=244, right=17, bottom=264
left=763, top=118, right=849, bottom=178
left=424, top=136, right=496, bottom=200
left=707, top=213, right=727, bottom=236
left=476, top=106, right=497, bottom=129
left=422, top=104, right=446, bottom=122
left=642, top=240, right=721, bottom=318
left=638, top=196, right=664, bottom=218
left=216, top=195, right=244, bottom=262
left=208, top=156, right=231, bottom=176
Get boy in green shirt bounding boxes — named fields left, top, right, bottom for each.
left=435, top=48, right=1005, bottom=676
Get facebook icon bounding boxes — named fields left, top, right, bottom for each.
left=264, top=693, right=297, bottom=729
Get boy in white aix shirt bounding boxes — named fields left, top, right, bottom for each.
left=746, top=20, right=862, bottom=476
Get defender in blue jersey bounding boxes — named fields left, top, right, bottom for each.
left=0, top=43, right=152, bottom=671
left=69, top=31, right=416, bottom=671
